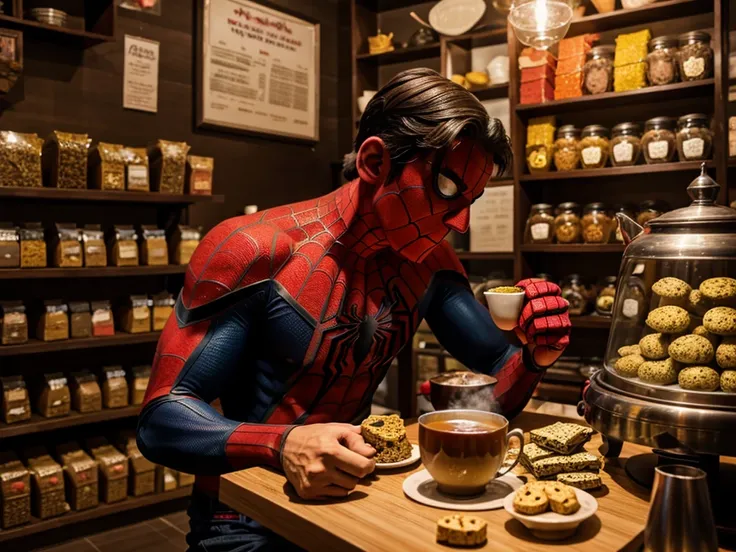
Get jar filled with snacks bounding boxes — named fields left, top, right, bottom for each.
left=70, top=371, right=101, bottom=413
left=81, top=225, right=107, bottom=268
left=526, top=144, right=552, bottom=173
left=25, top=451, right=68, bottom=520
left=0, top=453, right=31, bottom=528
left=1, top=375, right=30, bottom=424
left=130, top=365, right=151, bottom=406
left=38, top=301, right=69, bottom=342
left=171, top=225, right=201, bottom=265
left=642, top=117, right=677, bottom=164
left=678, top=31, right=712, bottom=81
left=554, top=202, right=582, bottom=244
left=636, top=200, right=668, bottom=225
left=579, top=125, right=610, bottom=169
left=140, top=226, right=168, bottom=266
left=526, top=117, right=555, bottom=173
left=524, top=203, right=555, bottom=244
left=647, top=35, right=679, bottom=86
left=149, top=140, right=190, bottom=194
left=0, top=131, right=43, bottom=188
left=676, top=113, right=712, bottom=162
left=121, top=295, right=151, bottom=334
left=561, top=274, right=589, bottom=316
left=52, top=223, right=82, bottom=268
left=0, top=223, right=19, bottom=268
left=100, top=367, right=129, bottom=409
left=152, top=292, right=174, bottom=331
left=108, top=225, right=139, bottom=267
left=553, top=125, right=581, bottom=171
left=43, top=131, right=91, bottom=189
left=582, top=202, right=612, bottom=244
left=612, top=203, right=637, bottom=242
left=0, top=301, right=27, bottom=345
left=91, top=300, right=114, bottom=337
left=595, top=276, right=617, bottom=316
left=88, top=441, right=128, bottom=504
left=90, top=142, right=125, bottom=191
left=68, top=301, right=92, bottom=339
left=57, top=444, right=99, bottom=511
left=186, top=155, right=214, bottom=195
left=122, top=147, right=150, bottom=192
left=19, top=223, right=46, bottom=268
left=37, top=373, right=71, bottom=418
left=121, top=434, right=156, bottom=497
left=610, top=122, right=642, bottom=167
left=583, top=45, right=614, bottom=95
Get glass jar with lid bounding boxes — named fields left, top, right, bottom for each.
left=583, top=45, right=614, bottom=95
left=636, top=199, right=669, bottom=226
left=554, top=202, right=582, bottom=244
left=676, top=114, right=712, bottom=162
left=553, top=126, right=581, bottom=171
left=642, top=117, right=677, bottom=164
left=613, top=203, right=637, bottom=242
left=524, top=203, right=555, bottom=244
left=647, top=36, right=679, bottom=86
left=579, top=125, right=610, bottom=169
left=561, top=274, right=589, bottom=316
left=582, top=202, right=613, bottom=244
left=595, top=276, right=617, bottom=316
left=678, top=31, right=712, bottom=81
left=526, top=144, right=552, bottom=173
left=610, top=123, right=642, bottom=167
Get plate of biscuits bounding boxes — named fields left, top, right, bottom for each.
left=361, top=414, right=421, bottom=469
left=503, top=481, right=598, bottom=540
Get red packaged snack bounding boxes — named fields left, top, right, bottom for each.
left=557, top=34, right=599, bottom=60
left=521, top=78, right=555, bottom=105
left=556, top=54, right=586, bottom=76
left=519, top=48, right=557, bottom=70
left=521, top=64, right=555, bottom=84
left=554, top=72, right=584, bottom=100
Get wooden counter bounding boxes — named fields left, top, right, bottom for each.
left=221, top=412, right=655, bottom=552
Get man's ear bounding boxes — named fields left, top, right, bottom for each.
left=356, top=136, right=391, bottom=186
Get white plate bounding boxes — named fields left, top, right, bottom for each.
left=429, top=0, right=486, bottom=36
left=403, top=469, right=523, bottom=511
left=503, top=487, right=599, bottom=540
left=375, top=444, right=421, bottom=470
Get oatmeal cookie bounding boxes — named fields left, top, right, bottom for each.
left=513, top=483, right=549, bottom=515
left=703, top=307, right=736, bottom=336
left=639, top=333, right=670, bottom=360
left=699, top=277, right=736, bottom=302
left=721, top=370, right=736, bottom=393
left=646, top=306, right=690, bottom=334
left=616, top=354, right=645, bottom=377
left=668, top=334, right=715, bottom=364
left=678, top=366, right=720, bottom=391
left=716, top=337, right=736, bottom=369
left=544, top=481, right=580, bottom=515
left=638, top=358, right=679, bottom=385
left=617, top=344, right=641, bottom=357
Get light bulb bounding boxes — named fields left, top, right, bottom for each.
left=509, top=0, right=573, bottom=50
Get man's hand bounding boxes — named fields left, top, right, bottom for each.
left=281, top=423, right=376, bottom=500
left=514, top=278, right=571, bottom=368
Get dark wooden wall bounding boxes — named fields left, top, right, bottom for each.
left=0, top=0, right=352, bottom=231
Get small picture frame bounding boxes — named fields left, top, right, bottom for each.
left=0, top=29, right=22, bottom=68
left=118, top=0, right=162, bottom=16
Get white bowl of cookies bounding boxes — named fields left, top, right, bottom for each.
left=503, top=481, right=598, bottom=540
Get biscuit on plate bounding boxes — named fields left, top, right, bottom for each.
left=529, top=422, right=594, bottom=454
left=513, top=482, right=549, bottom=515
left=544, top=481, right=581, bottom=515
left=436, top=514, right=487, bottom=546
left=556, top=472, right=602, bottom=490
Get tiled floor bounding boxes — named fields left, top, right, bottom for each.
left=36, top=511, right=189, bottom=552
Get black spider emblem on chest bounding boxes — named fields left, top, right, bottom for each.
left=334, top=295, right=397, bottom=367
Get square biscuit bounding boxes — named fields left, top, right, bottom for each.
left=530, top=422, right=594, bottom=454
left=529, top=451, right=601, bottom=479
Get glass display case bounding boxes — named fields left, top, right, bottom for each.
left=583, top=165, right=736, bottom=457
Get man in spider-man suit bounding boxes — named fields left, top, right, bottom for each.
left=137, top=68, right=570, bottom=551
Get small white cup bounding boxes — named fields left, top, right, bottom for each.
left=484, top=288, right=525, bottom=331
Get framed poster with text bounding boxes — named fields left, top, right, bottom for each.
left=196, top=0, right=320, bottom=143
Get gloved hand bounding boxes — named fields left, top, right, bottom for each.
left=514, top=278, right=571, bottom=368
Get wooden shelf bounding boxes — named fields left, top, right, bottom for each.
left=455, top=252, right=515, bottom=261
left=443, top=27, right=508, bottom=49
left=516, top=79, right=714, bottom=117
left=567, top=0, right=711, bottom=35
left=572, top=315, right=612, bottom=329
left=521, top=244, right=625, bottom=253
left=0, top=487, right=192, bottom=543
left=0, top=406, right=142, bottom=440
left=0, top=265, right=187, bottom=279
left=520, top=160, right=714, bottom=182
left=472, top=83, right=509, bottom=102
left=0, top=332, right=161, bottom=357
left=0, top=187, right=224, bottom=205
left=356, top=43, right=440, bottom=64
left=0, top=14, right=114, bottom=46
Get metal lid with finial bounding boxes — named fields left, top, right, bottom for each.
left=647, top=163, right=736, bottom=230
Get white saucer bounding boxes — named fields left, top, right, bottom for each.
left=375, top=444, right=421, bottom=470
left=403, top=469, right=523, bottom=511
left=503, top=487, right=598, bottom=540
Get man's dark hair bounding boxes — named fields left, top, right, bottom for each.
left=343, top=68, right=512, bottom=181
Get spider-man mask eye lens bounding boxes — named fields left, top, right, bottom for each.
left=435, top=170, right=463, bottom=200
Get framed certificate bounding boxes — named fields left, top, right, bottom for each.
left=196, top=0, right=320, bottom=143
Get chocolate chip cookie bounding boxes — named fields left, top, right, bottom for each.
left=703, top=307, right=736, bottom=336
left=716, top=337, right=736, bottom=369
left=678, top=366, right=720, bottom=391
left=638, top=358, right=679, bottom=385
left=646, top=306, right=691, bottom=334
left=668, top=334, right=715, bottom=364
left=639, top=333, right=670, bottom=360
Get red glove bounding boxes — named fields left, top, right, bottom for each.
left=514, top=278, right=571, bottom=368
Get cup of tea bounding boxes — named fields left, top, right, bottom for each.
left=423, top=371, right=498, bottom=412
left=484, top=286, right=525, bottom=331
left=418, top=409, right=524, bottom=496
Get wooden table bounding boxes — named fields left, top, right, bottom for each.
left=220, top=411, right=660, bottom=551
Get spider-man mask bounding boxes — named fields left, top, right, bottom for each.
left=373, top=138, right=496, bottom=263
